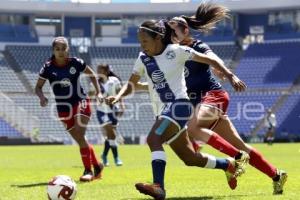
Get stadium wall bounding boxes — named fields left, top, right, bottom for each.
left=0, top=0, right=300, bottom=15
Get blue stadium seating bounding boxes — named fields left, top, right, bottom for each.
left=227, top=92, right=280, bottom=137
left=0, top=117, right=23, bottom=138
left=0, top=24, right=38, bottom=43
left=276, top=92, right=300, bottom=137
left=234, top=42, right=300, bottom=89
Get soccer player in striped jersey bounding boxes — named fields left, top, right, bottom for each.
left=35, top=37, right=104, bottom=182
left=167, top=3, right=287, bottom=195
left=106, top=20, right=248, bottom=200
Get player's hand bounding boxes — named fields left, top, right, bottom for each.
left=40, top=97, right=48, bottom=107
left=229, top=75, right=247, bottom=92
left=96, top=93, right=104, bottom=104
left=105, top=96, right=119, bottom=105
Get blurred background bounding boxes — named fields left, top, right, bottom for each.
left=0, top=0, right=300, bottom=145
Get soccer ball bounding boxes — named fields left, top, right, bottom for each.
left=47, top=175, right=77, bottom=200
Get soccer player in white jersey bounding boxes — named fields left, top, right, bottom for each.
left=90, top=64, right=124, bottom=166
left=106, top=20, right=247, bottom=200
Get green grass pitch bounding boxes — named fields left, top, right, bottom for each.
left=0, top=143, right=299, bottom=200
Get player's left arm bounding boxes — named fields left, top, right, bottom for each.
left=191, top=51, right=246, bottom=92
left=83, top=66, right=104, bottom=102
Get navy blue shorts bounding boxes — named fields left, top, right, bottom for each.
left=96, top=111, right=118, bottom=127
left=159, top=99, right=193, bottom=130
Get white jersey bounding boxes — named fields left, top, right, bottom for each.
left=91, top=76, right=121, bottom=113
left=264, top=113, right=277, bottom=128
left=133, top=44, right=195, bottom=115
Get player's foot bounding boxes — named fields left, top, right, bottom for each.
left=273, top=170, right=288, bottom=195
left=93, top=163, right=104, bottom=180
left=79, top=169, right=93, bottom=182
left=234, top=150, right=250, bottom=177
left=101, top=154, right=109, bottom=167
left=135, top=183, right=166, bottom=200
left=225, top=158, right=237, bottom=190
left=114, top=157, right=123, bottom=166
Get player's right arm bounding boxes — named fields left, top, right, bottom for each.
left=35, top=77, right=48, bottom=107
left=106, top=73, right=141, bottom=105
left=136, top=81, right=149, bottom=91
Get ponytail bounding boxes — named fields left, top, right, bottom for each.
left=181, top=3, right=229, bottom=33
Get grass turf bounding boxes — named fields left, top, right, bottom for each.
left=0, top=143, right=299, bottom=200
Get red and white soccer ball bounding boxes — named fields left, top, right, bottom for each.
left=47, top=175, right=77, bottom=200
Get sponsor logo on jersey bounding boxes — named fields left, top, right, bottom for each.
left=151, top=70, right=167, bottom=89
left=60, top=78, right=71, bottom=87
left=70, top=67, right=76, bottom=74
left=166, top=50, right=176, bottom=60
left=151, top=70, right=165, bottom=83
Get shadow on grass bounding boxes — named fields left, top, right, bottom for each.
left=11, top=182, right=48, bottom=188
left=128, top=193, right=268, bottom=200
left=11, top=180, right=88, bottom=188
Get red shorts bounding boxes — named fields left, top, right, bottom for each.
left=58, top=99, right=91, bottom=131
left=200, top=90, right=229, bottom=114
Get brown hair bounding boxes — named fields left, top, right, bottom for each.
left=97, top=64, right=122, bottom=83
left=176, top=3, right=230, bottom=33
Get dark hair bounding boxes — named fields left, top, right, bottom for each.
left=97, top=64, right=122, bottom=83
left=181, top=3, right=229, bottom=33
left=138, top=20, right=171, bottom=45
left=50, top=36, right=69, bottom=60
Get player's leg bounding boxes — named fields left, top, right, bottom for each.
left=71, top=99, right=103, bottom=181
left=265, top=127, right=275, bottom=145
left=213, top=116, right=287, bottom=194
left=168, top=129, right=244, bottom=190
left=96, top=110, right=112, bottom=166
left=108, top=113, right=123, bottom=166
left=135, top=118, right=174, bottom=200
left=187, top=105, right=245, bottom=159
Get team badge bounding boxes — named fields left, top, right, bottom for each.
left=70, top=67, right=76, bottom=74
left=166, top=50, right=176, bottom=60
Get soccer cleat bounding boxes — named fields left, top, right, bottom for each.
left=101, top=154, right=109, bottom=167
left=273, top=170, right=288, bottom=195
left=225, top=158, right=238, bottom=190
left=234, top=151, right=250, bottom=177
left=79, top=169, right=94, bottom=182
left=93, top=163, right=104, bottom=180
left=135, top=183, right=166, bottom=200
left=114, top=157, right=123, bottom=166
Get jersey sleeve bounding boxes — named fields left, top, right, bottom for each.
left=195, top=42, right=212, bottom=54
left=176, top=45, right=196, bottom=63
left=132, top=56, right=145, bottom=77
left=38, top=64, right=49, bottom=80
left=114, top=78, right=122, bottom=90
left=75, top=57, right=87, bottom=72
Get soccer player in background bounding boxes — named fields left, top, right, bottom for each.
left=89, top=64, right=124, bottom=166
left=106, top=20, right=248, bottom=200
left=264, top=109, right=277, bottom=145
left=166, top=3, right=287, bottom=195
left=35, top=37, right=104, bottom=182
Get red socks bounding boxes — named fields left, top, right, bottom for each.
left=89, top=144, right=101, bottom=167
left=207, top=133, right=239, bottom=157
left=80, top=145, right=101, bottom=170
left=249, top=148, right=277, bottom=178
left=80, top=147, right=92, bottom=171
